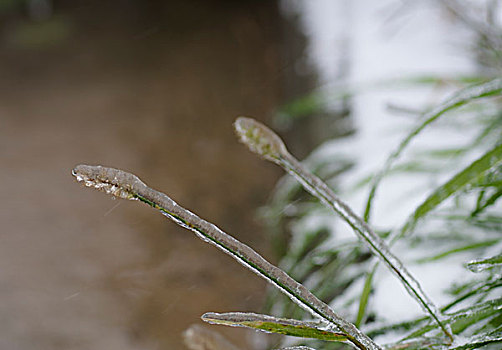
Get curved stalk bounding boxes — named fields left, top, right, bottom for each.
left=72, top=164, right=381, bottom=350
left=234, top=117, right=452, bottom=342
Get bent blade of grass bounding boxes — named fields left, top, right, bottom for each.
left=72, top=164, right=380, bottom=350
left=201, top=312, right=347, bottom=343
left=234, top=117, right=452, bottom=342
left=364, top=78, right=502, bottom=223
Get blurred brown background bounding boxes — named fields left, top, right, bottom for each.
left=0, top=1, right=303, bottom=348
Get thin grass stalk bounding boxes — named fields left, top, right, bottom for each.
left=72, top=164, right=380, bottom=350
left=279, top=153, right=452, bottom=342
left=234, top=117, right=452, bottom=342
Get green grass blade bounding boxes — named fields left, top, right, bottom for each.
left=397, top=142, right=502, bottom=242
left=356, top=266, right=377, bottom=327
left=364, top=78, right=502, bottom=222
left=472, top=187, right=502, bottom=216
left=202, top=312, right=347, bottom=342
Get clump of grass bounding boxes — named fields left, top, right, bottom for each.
left=73, top=76, right=501, bottom=349
left=261, top=76, right=502, bottom=350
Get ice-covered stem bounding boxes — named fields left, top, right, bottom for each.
left=72, top=164, right=381, bottom=350
left=234, top=117, right=452, bottom=342
left=202, top=312, right=347, bottom=342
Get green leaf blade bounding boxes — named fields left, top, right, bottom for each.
left=399, top=142, right=502, bottom=240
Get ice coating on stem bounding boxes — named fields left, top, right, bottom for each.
left=234, top=116, right=288, bottom=163
left=281, top=156, right=451, bottom=340
left=233, top=118, right=452, bottom=341
left=202, top=312, right=326, bottom=328
left=201, top=312, right=347, bottom=342
left=72, top=164, right=381, bottom=350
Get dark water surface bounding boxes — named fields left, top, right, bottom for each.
left=0, top=1, right=295, bottom=349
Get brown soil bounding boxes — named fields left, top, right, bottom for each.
left=0, top=1, right=283, bottom=349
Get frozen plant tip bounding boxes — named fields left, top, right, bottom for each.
left=72, top=164, right=146, bottom=200
left=72, top=164, right=381, bottom=350
left=234, top=116, right=288, bottom=163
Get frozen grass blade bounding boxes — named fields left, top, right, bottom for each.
left=201, top=312, right=348, bottom=342
left=363, top=78, right=502, bottom=223
left=234, top=117, right=452, bottom=341
left=72, top=164, right=380, bottom=350
left=466, top=253, right=502, bottom=272
left=276, top=347, right=317, bottom=350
